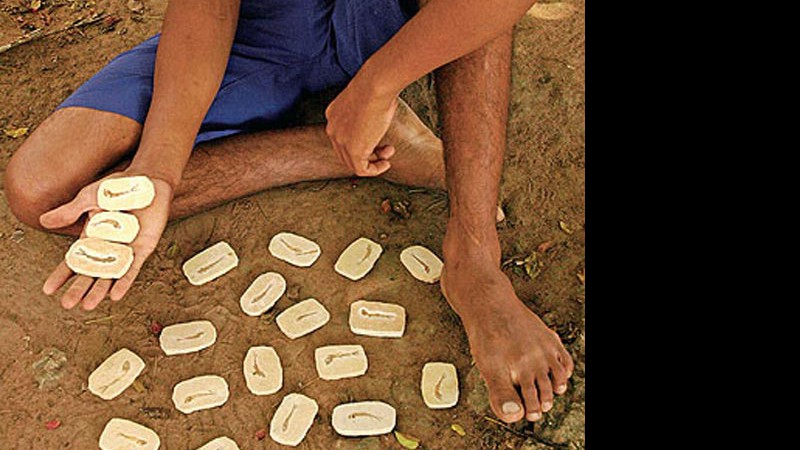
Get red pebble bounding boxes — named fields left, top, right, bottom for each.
left=380, top=199, right=391, bottom=214
left=45, top=420, right=60, bottom=430
left=149, top=321, right=163, bottom=336
left=255, top=428, right=267, bottom=440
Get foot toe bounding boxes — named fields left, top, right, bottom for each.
left=549, top=357, right=569, bottom=395
left=536, top=372, right=555, bottom=413
left=558, top=347, right=575, bottom=378
left=521, top=377, right=542, bottom=421
left=485, top=374, right=526, bottom=423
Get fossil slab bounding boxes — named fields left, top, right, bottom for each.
left=97, top=175, right=155, bottom=211
left=314, top=344, right=368, bottom=380
left=331, top=401, right=397, bottom=437
left=172, top=374, right=229, bottom=414
left=269, top=393, right=318, bottom=447
left=421, top=362, right=459, bottom=409
left=400, top=245, right=443, bottom=283
left=334, top=237, right=383, bottom=281
left=65, top=237, right=134, bottom=279
left=182, top=241, right=239, bottom=286
left=159, top=320, right=217, bottom=356
left=98, top=418, right=160, bottom=450
left=85, top=211, right=140, bottom=244
left=349, top=300, right=406, bottom=338
left=88, top=348, right=145, bottom=400
left=243, top=346, right=282, bottom=395
left=240, top=272, right=285, bottom=316
left=196, top=436, right=239, bottom=450
left=268, top=232, right=321, bottom=267
left=275, top=298, right=330, bottom=339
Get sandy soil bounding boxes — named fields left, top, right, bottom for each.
left=0, top=1, right=585, bottom=449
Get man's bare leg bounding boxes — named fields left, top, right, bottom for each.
left=4, top=100, right=444, bottom=234
left=435, top=31, right=574, bottom=423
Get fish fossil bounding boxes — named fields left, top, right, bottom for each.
left=97, top=360, right=131, bottom=393
left=76, top=248, right=116, bottom=264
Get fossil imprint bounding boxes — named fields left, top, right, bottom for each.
left=65, top=237, right=134, bottom=279
left=269, top=393, right=318, bottom=447
left=331, top=401, right=397, bottom=437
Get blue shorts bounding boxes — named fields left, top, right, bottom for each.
left=58, top=0, right=416, bottom=144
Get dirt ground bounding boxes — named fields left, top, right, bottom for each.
left=0, top=1, right=584, bottom=449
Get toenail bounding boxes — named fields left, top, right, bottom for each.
left=556, top=384, right=567, bottom=394
left=528, top=412, right=542, bottom=421
left=542, top=401, right=553, bottom=412
left=502, top=402, right=521, bottom=415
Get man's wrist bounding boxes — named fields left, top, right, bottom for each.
left=126, top=156, right=183, bottom=191
left=353, top=57, right=405, bottom=101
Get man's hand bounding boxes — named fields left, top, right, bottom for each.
left=324, top=75, right=399, bottom=176
left=40, top=173, right=173, bottom=310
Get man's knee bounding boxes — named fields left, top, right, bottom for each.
left=4, top=144, right=60, bottom=230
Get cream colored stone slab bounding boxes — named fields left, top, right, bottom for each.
left=268, top=232, right=321, bottom=267
left=240, top=272, right=286, bottom=316
left=85, top=211, right=140, bottom=244
left=172, top=374, right=229, bottom=414
left=182, top=241, right=239, bottom=286
left=348, top=300, right=406, bottom=338
left=65, top=237, right=134, bottom=279
left=243, top=346, right=282, bottom=395
left=196, top=436, right=239, bottom=450
left=269, top=393, right=318, bottom=447
left=331, top=401, right=397, bottom=437
left=314, top=345, right=368, bottom=381
left=97, top=175, right=156, bottom=211
left=99, top=418, right=160, bottom=450
left=400, top=245, right=443, bottom=283
left=88, top=348, right=145, bottom=400
left=334, top=237, right=382, bottom=281
left=421, top=362, right=459, bottom=409
left=159, top=320, right=217, bottom=356
left=275, top=298, right=330, bottom=339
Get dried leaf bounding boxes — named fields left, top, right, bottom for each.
left=451, top=423, right=466, bottom=436
left=394, top=431, right=420, bottom=449
left=126, top=0, right=144, bottom=13
left=44, top=419, right=60, bottom=430
left=527, top=2, right=577, bottom=21
left=165, top=242, right=179, bottom=259
left=558, top=220, right=573, bottom=235
left=4, top=127, right=28, bottom=138
left=30, top=0, right=42, bottom=12
left=576, top=270, right=585, bottom=285
left=537, top=241, right=554, bottom=253
left=131, top=379, right=145, bottom=393
left=380, top=198, right=391, bottom=214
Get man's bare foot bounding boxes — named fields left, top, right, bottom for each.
left=380, top=99, right=446, bottom=190
left=441, top=236, right=574, bottom=423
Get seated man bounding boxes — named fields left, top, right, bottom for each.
left=4, top=0, right=573, bottom=425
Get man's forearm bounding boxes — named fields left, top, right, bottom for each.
left=128, top=0, right=240, bottom=187
left=437, top=31, right=512, bottom=261
left=357, top=0, right=533, bottom=97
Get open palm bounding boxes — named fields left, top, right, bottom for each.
left=40, top=173, right=173, bottom=310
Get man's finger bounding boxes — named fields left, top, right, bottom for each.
left=81, top=279, right=112, bottom=311
left=61, top=276, right=94, bottom=309
left=357, top=159, right=392, bottom=177
left=374, top=145, right=396, bottom=161
left=43, top=262, right=75, bottom=296
left=39, top=186, right=97, bottom=229
left=108, top=246, right=151, bottom=301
